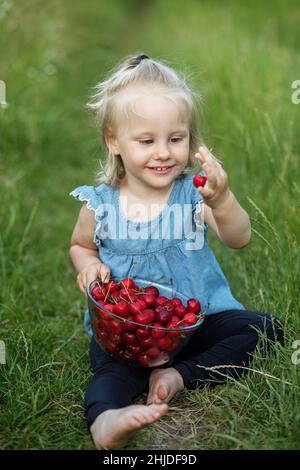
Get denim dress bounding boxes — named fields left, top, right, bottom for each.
left=70, top=174, right=244, bottom=336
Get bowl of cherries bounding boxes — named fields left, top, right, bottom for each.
left=87, top=277, right=206, bottom=367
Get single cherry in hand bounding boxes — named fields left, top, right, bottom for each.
left=193, top=175, right=207, bottom=188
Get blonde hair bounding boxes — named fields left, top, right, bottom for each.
left=86, top=53, right=202, bottom=186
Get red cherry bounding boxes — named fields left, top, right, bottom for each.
left=123, top=333, right=137, bottom=346
left=106, top=280, right=120, bottom=293
left=118, top=350, right=135, bottom=363
left=165, top=301, right=174, bottom=313
left=171, top=297, right=182, bottom=307
left=155, top=309, right=172, bottom=325
left=193, top=175, right=207, bottom=188
left=168, top=338, right=181, bottom=352
left=103, top=304, right=114, bottom=311
left=145, top=286, right=159, bottom=297
left=91, top=284, right=107, bottom=301
left=151, top=323, right=166, bottom=339
left=140, top=337, right=154, bottom=349
left=167, top=322, right=181, bottom=337
left=106, top=341, right=117, bottom=353
left=155, top=296, right=168, bottom=306
left=110, top=319, right=123, bottom=334
left=146, top=346, right=160, bottom=359
left=187, top=298, right=201, bottom=314
left=136, top=328, right=150, bottom=339
left=110, top=291, right=122, bottom=302
left=97, top=331, right=108, bottom=342
left=139, top=294, right=156, bottom=308
left=121, top=278, right=136, bottom=290
left=138, top=300, right=147, bottom=310
left=157, top=336, right=173, bottom=351
left=174, top=305, right=187, bottom=317
left=182, top=312, right=198, bottom=326
left=129, top=301, right=143, bottom=316
left=100, top=304, right=114, bottom=320
left=113, top=300, right=129, bottom=318
left=170, top=315, right=180, bottom=323
left=138, top=353, right=150, bottom=366
left=109, top=333, right=123, bottom=346
left=96, top=318, right=108, bottom=331
left=135, top=311, right=152, bottom=325
left=129, top=344, right=142, bottom=355
left=123, top=315, right=136, bottom=332
left=94, top=300, right=111, bottom=320
left=120, top=288, right=137, bottom=302
left=143, top=308, right=155, bottom=324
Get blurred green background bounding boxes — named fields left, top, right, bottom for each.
left=0, top=0, right=300, bottom=450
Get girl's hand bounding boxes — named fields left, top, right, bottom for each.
left=194, top=145, right=230, bottom=210
left=76, top=261, right=111, bottom=298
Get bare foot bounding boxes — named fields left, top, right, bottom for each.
left=147, top=367, right=185, bottom=405
left=90, top=403, right=169, bottom=450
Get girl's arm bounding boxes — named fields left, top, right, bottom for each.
left=69, top=203, right=110, bottom=295
left=195, top=146, right=251, bottom=249
left=203, top=194, right=251, bottom=249
left=69, top=202, right=100, bottom=271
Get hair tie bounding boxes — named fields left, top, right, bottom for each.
left=136, top=53, right=149, bottom=63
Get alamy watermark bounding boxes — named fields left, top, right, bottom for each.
left=291, top=340, right=300, bottom=365
left=291, top=80, right=300, bottom=104
left=0, top=340, right=5, bottom=364
left=83, top=199, right=206, bottom=251
left=0, top=79, right=7, bottom=107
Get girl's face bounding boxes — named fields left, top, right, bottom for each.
left=107, top=87, right=191, bottom=191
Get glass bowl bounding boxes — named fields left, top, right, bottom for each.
left=87, top=278, right=206, bottom=368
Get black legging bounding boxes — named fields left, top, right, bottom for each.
left=84, top=309, right=284, bottom=428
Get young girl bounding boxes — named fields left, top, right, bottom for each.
left=69, top=53, right=284, bottom=450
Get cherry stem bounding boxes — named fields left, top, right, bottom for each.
left=119, top=295, right=131, bottom=304
left=122, top=281, right=134, bottom=304
left=104, top=283, right=112, bottom=303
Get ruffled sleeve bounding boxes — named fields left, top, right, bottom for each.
left=69, top=185, right=105, bottom=247
left=69, top=185, right=100, bottom=213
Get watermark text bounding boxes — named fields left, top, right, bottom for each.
left=291, top=340, right=300, bottom=365
left=0, top=79, right=7, bottom=107
left=291, top=80, right=300, bottom=104
left=0, top=340, right=5, bottom=364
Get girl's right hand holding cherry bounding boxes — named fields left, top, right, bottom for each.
left=194, top=145, right=230, bottom=210
left=76, top=261, right=111, bottom=297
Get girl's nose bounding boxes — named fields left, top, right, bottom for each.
left=156, top=143, right=170, bottom=159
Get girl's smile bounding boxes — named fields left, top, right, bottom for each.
left=146, top=165, right=175, bottom=175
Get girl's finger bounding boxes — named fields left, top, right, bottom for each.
left=200, top=146, right=222, bottom=168
left=197, top=185, right=211, bottom=199
left=202, top=162, right=218, bottom=188
left=76, top=274, right=82, bottom=289
left=81, top=274, right=88, bottom=294
left=86, top=274, right=96, bottom=290
left=100, top=266, right=110, bottom=283
left=82, top=288, right=88, bottom=298
left=199, top=145, right=213, bottom=162
left=194, top=151, right=206, bottom=164
left=77, top=277, right=87, bottom=297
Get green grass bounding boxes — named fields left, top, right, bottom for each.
left=0, top=0, right=300, bottom=450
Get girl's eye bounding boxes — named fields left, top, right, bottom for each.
left=139, top=138, right=183, bottom=145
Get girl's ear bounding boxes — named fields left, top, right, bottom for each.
left=104, top=125, right=120, bottom=155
